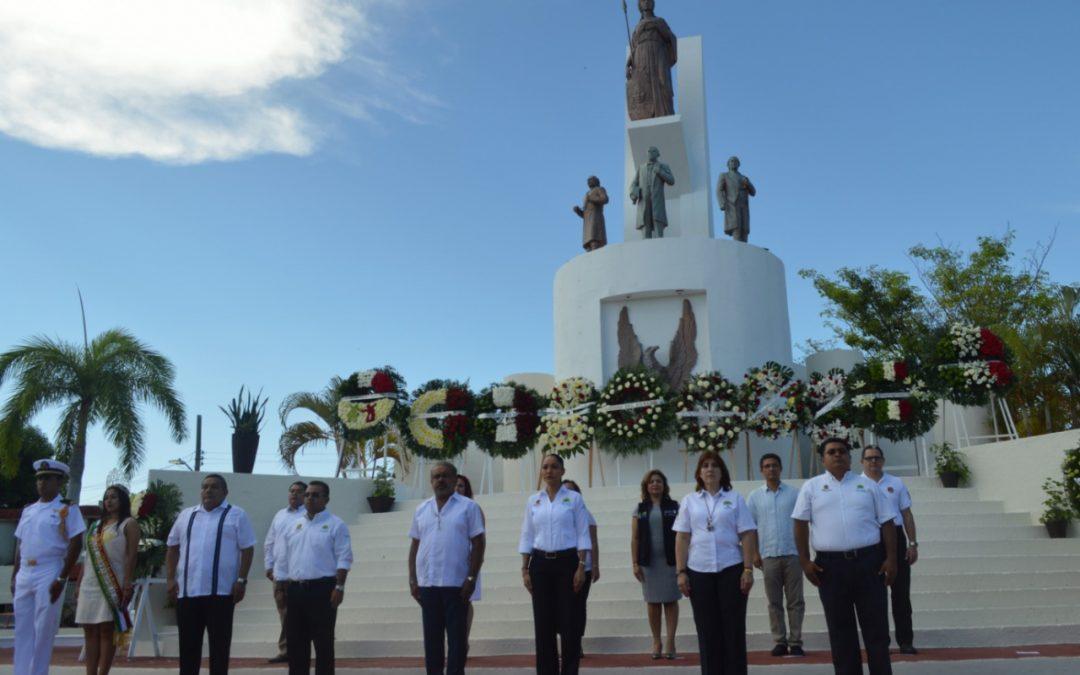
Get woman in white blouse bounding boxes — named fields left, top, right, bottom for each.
left=518, top=453, right=592, bottom=675
left=673, top=451, right=758, bottom=675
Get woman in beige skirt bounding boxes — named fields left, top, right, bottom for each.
left=76, top=485, right=139, bottom=675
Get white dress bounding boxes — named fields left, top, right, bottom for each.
left=76, top=518, right=132, bottom=625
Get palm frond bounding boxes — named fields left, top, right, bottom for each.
left=278, top=421, right=332, bottom=470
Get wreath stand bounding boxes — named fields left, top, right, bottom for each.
left=951, top=395, right=1018, bottom=448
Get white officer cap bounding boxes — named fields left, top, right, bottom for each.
left=33, top=459, right=70, bottom=478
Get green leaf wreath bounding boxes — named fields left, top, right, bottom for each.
left=595, top=367, right=677, bottom=457
left=472, top=382, right=545, bottom=460
left=676, top=372, right=745, bottom=452
left=400, top=379, right=474, bottom=460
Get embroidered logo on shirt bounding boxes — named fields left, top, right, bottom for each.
left=562, top=497, right=571, bottom=504
left=822, top=484, right=831, bottom=492
left=887, top=486, right=895, bottom=493
left=722, top=500, right=733, bottom=508
left=295, top=523, right=303, bottom=530
left=856, top=483, right=866, bottom=490
left=321, top=524, right=329, bottom=531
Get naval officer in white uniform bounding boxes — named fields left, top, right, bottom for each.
left=10, top=460, right=86, bottom=675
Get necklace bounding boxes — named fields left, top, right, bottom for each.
left=703, top=490, right=722, bottom=531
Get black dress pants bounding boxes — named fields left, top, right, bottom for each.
left=574, top=576, right=593, bottom=639
left=887, top=526, right=914, bottom=647
left=687, top=564, right=748, bottom=675
left=528, top=552, right=581, bottom=675
left=176, top=595, right=235, bottom=675
left=816, top=548, right=892, bottom=675
left=419, top=586, right=468, bottom=675
left=286, top=578, right=338, bottom=675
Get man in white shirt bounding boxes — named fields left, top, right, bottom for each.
left=263, top=480, right=306, bottom=663
left=11, top=460, right=86, bottom=675
left=166, top=474, right=257, bottom=675
left=279, top=480, right=353, bottom=675
left=408, top=462, right=485, bottom=675
left=793, top=438, right=897, bottom=675
left=860, top=446, right=919, bottom=655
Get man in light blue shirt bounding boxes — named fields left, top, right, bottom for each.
left=748, top=453, right=805, bottom=657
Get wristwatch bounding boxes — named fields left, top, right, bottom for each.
left=237, top=578, right=248, bottom=585
left=334, top=585, right=345, bottom=592
left=55, top=576, right=66, bottom=583
left=466, top=576, right=476, bottom=583
left=908, top=541, right=918, bottom=548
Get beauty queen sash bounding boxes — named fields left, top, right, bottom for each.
left=86, top=520, right=132, bottom=642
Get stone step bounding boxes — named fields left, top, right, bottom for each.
left=345, top=552, right=1080, bottom=582
left=241, top=570, right=1080, bottom=609
left=204, top=619, right=1080, bottom=659
left=350, top=526, right=1050, bottom=558
left=235, top=587, right=1080, bottom=623
left=227, top=604, right=1080, bottom=642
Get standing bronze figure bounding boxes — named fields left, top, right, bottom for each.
left=630, top=146, right=675, bottom=239
left=625, top=0, right=677, bottom=121
left=573, top=176, right=609, bottom=252
left=716, top=156, right=756, bottom=242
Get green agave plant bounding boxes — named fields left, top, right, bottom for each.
left=220, top=386, right=268, bottom=435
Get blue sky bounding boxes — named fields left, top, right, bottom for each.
left=1, top=1, right=1077, bottom=500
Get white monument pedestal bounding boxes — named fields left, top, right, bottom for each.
left=553, top=237, right=794, bottom=484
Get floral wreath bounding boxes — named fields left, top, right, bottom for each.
left=596, top=367, right=677, bottom=457
left=807, top=368, right=860, bottom=448
left=811, top=419, right=862, bottom=450
left=538, top=377, right=598, bottom=459
left=742, top=362, right=799, bottom=439
left=846, top=359, right=937, bottom=441
left=337, top=367, right=408, bottom=445
left=753, top=379, right=813, bottom=440
left=473, top=382, right=545, bottom=460
left=676, top=372, right=745, bottom=452
left=401, top=379, right=474, bottom=460
left=931, top=323, right=1015, bottom=407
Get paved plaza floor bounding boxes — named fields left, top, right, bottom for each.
left=4, top=645, right=1079, bottom=674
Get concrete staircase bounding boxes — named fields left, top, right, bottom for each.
left=177, top=478, right=1080, bottom=659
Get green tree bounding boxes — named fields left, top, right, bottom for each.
left=0, top=425, right=54, bottom=508
left=797, top=266, right=933, bottom=356
left=278, top=377, right=361, bottom=477
left=0, top=329, right=188, bottom=503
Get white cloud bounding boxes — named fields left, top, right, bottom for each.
left=0, top=1, right=379, bottom=163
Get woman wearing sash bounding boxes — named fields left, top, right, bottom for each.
left=76, top=485, right=139, bottom=675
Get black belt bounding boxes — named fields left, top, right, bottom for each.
left=288, top=577, right=336, bottom=587
left=817, top=544, right=879, bottom=560
left=532, top=548, right=577, bottom=560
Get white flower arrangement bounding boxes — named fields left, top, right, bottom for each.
left=338, top=397, right=396, bottom=431
left=495, top=422, right=517, bottom=443
left=809, top=371, right=846, bottom=406
left=961, top=361, right=996, bottom=389
left=886, top=400, right=902, bottom=421
left=678, top=372, right=744, bottom=451
left=353, top=370, right=376, bottom=389
left=550, top=376, right=596, bottom=408
left=812, top=420, right=860, bottom=448
left=949, top=322, right=983, bottom=360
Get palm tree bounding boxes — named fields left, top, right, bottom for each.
left=0, top=329, right=187, bottom=503
left=279, top=377, right=360, bottom=477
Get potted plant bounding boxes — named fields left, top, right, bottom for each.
left=220, top=386, right=268, bottom=474
left=1039, top=478, right=1074, bottom=539
left=367, top=465, right=396, bottom=513
left=933, top=442, right=970, bottom=488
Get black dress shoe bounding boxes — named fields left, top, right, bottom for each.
left=789, top=646, right=805, bottom=657
left=268, top=655, right=289, bottom=664
left=899, top=645, right=918, bottom=655
left=770, top=644, right=788, bottom=657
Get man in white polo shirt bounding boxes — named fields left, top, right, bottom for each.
left=860, top=445, right=919, bottom=655
left=408, top=461, right=485, bottom=675
left=278, top=480, right=353, bottom=675
left=11, top=460, right=86, bottom=675
left=166, top=473, right=257, bottom=675
left=793, top=438, right=898, bottom=675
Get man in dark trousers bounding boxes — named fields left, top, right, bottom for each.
left=166, top=474, right=257, bottom=675
left=408, top=461, right=485, bottom=675
left=860, top=446, right=919, bottom=654
left=278, top=480, right=353, bottom=675
left=792, top=438, right=898, bottom=675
